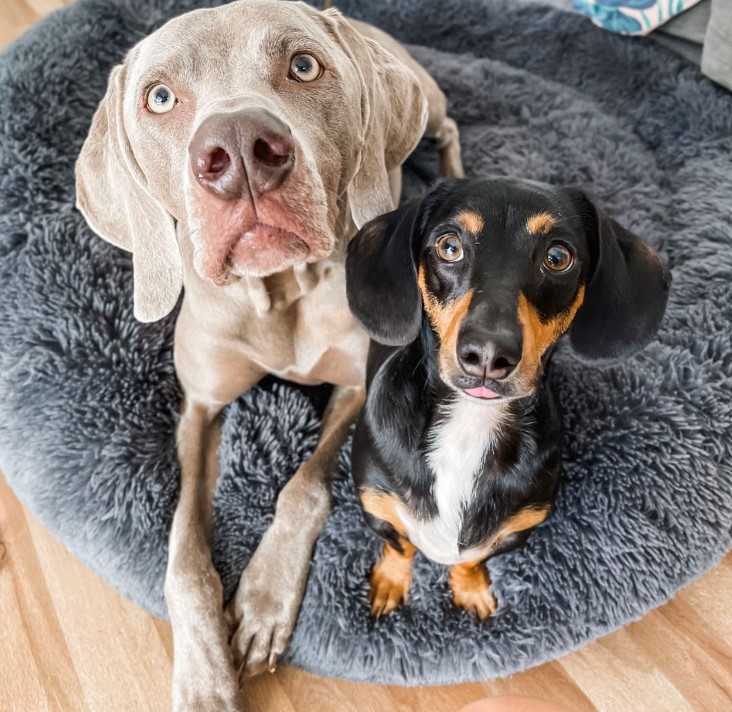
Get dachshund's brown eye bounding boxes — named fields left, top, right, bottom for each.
left=435, top=233, right=463, bottom=262
left=289, top=54, right=322, bottom=82
left=544, top=243, right=573, bottom=272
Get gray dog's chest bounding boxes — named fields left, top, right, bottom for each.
left=230, top=263, right=368, bottom=385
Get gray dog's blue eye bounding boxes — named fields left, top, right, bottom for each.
left=146, top=83, right=177, bottom=114
left=289, top=54, right=322, bottom=83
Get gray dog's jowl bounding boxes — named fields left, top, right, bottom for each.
left=0, top=0, right=730, bottom=686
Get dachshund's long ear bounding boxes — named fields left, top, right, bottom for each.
left=567, top=191, right=671, bottom=363
left=346, top=199, right=423, bottom=346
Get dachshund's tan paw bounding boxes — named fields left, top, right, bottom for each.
left=369, top=567, right=411, bottom=616
left=369, top=543, right=415, bottom=617
left=449, top=561, right=497, bottom=620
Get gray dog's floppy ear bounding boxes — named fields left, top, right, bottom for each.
left=324, top=10, right=428, bottom=228
left=75, top=64, right=182, bottom=323
left=346, top=199, right=423, bottom=346
left=566, top=191, right=671, bottom=363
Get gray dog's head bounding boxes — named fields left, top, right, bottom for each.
left=76, top=0, right=427, bottom=321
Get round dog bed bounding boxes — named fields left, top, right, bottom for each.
left=1, top=0, right=730, bottom=685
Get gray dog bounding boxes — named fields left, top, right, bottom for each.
left=75, top=0, right=462, bottom=709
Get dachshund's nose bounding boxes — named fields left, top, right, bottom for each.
left=457, top=333, right=521, bottom=381
left=189, top=108, right=294, bottom=199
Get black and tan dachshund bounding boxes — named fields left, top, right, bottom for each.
left=345, top=178, right=670, bottom=619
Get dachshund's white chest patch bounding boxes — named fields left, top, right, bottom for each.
left=398, top=397, right=507, bottom=565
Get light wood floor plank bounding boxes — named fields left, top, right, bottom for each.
left=0, top=478, right=87, bottom=712
left=26, top=514, right=174, bottom=712
left=482, top=662, right=597, bottom=712
left=0, top=0, right=72, bottom=48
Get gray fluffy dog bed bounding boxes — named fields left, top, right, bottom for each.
left=1, top=0, right=731, bottom=685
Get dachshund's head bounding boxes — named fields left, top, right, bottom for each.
left=346, top=178, right=671, bottom=401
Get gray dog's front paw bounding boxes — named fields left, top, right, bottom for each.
left=229, top=526, right=308, bottom=677
left=229, top=472, right=330, bottom=677
left=172, top=669, right=242, bottom=712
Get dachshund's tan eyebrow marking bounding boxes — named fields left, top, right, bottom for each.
left=525, top=212, right=557, bottom=235
left=455, top=210, right=484, bottom=234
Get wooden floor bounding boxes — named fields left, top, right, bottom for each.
left=0, top=0, right=73, bottom=47
left=2, top=469, right=731, bottom=712
left=1, top=2, right=732, bottom=711
left=2, top=470, right=731, bottom=712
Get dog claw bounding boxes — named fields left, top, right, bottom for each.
left=449, top=563, right=497, bottom=620
left=368, top=580, right=409, bottom=617
left=231, top=586, right=293, bottom=677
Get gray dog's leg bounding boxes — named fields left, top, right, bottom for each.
left=229, top=384, right=366, bottom=676
left=165, top=308, right=266, bottom=712
left=165, top=399, right=243, bottom=712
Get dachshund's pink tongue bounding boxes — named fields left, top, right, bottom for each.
left=465, top=386, right=500, bottom=399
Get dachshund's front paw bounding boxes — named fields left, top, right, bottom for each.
left=369, top=543, right=414, bottom=617
left=449, top=561, right=497, bottom=620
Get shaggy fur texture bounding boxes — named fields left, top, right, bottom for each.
left=0, top=0, right=730, bottom=685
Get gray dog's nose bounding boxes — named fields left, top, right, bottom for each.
left=189, top=108, right=294, bottom=199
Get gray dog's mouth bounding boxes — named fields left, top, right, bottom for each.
left=207, top=223, right=310, bottom=285
left=190, top=171, right=335, bottom=286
